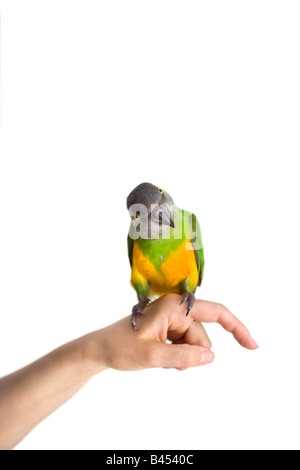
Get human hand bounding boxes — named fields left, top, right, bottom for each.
left=82, top=294, right=258, bottom=374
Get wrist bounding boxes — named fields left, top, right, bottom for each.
left=77, top=328, right=110, bottom=376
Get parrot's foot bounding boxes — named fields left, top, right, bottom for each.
left=131, top=297, right=151, bottom=330
left=180, top=292, right=195, bottom=317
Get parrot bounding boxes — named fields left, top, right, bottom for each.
left=127, top=182, right=204, bottom=330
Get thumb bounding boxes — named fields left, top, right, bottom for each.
left=150, top=342, right=215, bottom=370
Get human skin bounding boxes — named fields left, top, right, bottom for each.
left=0, top=294, right=258, bottom=450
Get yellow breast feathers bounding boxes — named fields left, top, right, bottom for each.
left=131, top=240, right=199, bottom=296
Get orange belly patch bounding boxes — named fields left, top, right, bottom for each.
left=131, top=240, right=198, bottom=296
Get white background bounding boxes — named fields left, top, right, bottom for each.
left=0, top=0, right=299, bottom=450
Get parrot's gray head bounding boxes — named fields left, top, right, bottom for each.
left=127, top=182, right=175, bottom=238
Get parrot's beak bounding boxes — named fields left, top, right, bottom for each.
left=169, top=218, right=175, bottom=228
left=159, top=204, right=176, bottom=228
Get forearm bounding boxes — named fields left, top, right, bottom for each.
left=0, top=296, right=257, bottom=450
left=0, top=336, right=106, bottom=450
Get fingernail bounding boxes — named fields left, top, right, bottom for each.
left=251, top=337, right=259, bottom=349
left=199, top=350, right=215, bottom=365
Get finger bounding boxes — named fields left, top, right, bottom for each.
left=189, top=300, right=258, bottom=350
left=148, top=342, right=215, bottom=369
left=184, top=321, right=212, bottom=349
left=172, top=322, right=212, bottom=349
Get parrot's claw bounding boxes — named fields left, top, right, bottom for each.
left=130, top=320, right=138, bottom=331
left=180, top=292, right=195, bottom=317
left=131, top=297, right=151, bottom=330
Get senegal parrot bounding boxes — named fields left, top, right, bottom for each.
left=127, top=182, right=204, bottom=330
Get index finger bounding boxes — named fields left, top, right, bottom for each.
left=190, top=300, right=258, bottom=350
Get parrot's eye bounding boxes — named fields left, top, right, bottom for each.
left=134, top=212, right=140, bottom=220
left=158, top=188, right=164, bottom=194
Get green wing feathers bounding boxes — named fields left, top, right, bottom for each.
left=191, top=213, right=204, bottom=287
left=127, top=234, right=134, bottom=267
